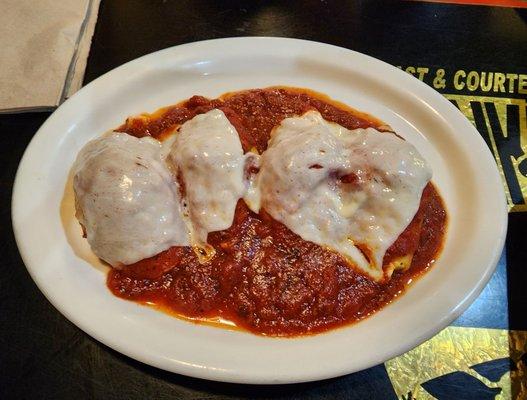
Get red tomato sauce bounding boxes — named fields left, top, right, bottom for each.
left=108, top=87, right=447, bottom=336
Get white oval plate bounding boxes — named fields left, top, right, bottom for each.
left=12, top=38, right=507, bottom=384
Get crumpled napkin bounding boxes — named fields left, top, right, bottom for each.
left=0, top=0, right=100, bottom=113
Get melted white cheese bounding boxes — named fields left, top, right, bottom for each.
left=253, top=111, right=432, bottom=281
left=73, top=132, right=190, bottom=266
left=167, top=109, right=249, bottom=246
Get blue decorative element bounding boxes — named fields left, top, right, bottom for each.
left=421, top=371, right=501, bottom=400
left=470, top=357, right=512, bottom=382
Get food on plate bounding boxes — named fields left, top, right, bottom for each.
left=71, top=87, right=447, bottom=336
left=72, top=132, right=189, bottom=266
left=166, top=109, right=251, bottom=258
left=250, top=110, right=431, bottom=281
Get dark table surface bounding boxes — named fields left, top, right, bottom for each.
left=2, top=1, right=527, bottom=399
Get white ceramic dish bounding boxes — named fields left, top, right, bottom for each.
left=12, top=37, right=507, bottom=384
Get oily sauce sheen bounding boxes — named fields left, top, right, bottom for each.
left=108, top=88, right=447, bottom=336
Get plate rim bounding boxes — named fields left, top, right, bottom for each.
left=11, top=37, right=508, bottom=384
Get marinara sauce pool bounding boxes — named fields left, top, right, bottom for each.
left=107, top=87, right=447, bottom=336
